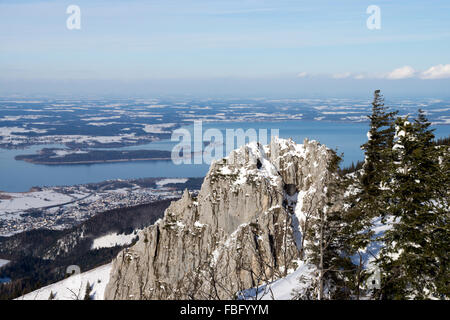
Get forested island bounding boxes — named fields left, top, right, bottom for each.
left=15, top=148, right=173, bottom=165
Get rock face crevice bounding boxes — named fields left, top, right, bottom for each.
left=105, top=137, right=335, bottom=300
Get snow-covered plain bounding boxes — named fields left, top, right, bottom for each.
left=142, top=123, right=176, bottom=133
left=0, top=126, right=47, bottom=135
left=0, top=190, right=81, bottom=214
left=18, top=264, right=112, bottom=300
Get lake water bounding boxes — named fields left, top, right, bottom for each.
left=0, top=120, right=448, bottom=192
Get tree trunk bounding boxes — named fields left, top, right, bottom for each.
left=318, top=216, right=324, bottom=300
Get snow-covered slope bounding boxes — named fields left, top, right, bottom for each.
left=17, top=264, right=112, bottom=300
left=240, top=261, right=316, bottom=300
left=91, top=232, right=139, bottom=250
left=242, top=216, right=394, bottom=300
left=0, top=259, right=10, bottom=268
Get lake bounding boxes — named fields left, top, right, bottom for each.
left=0, top=120, right=448, bottom=192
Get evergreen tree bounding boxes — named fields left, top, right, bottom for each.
left=360, top=89, right=397, bottom=217
left=338, top=90, right=397, bottom=298
left=347, top=90, right=397, bottom=238
left=84, top=281, right=93, bottom=300
left=378, top=110, right=449, bottom=299
left=48, top=291, right=55, bottom=300
left=303, top=152, right=356, bottom=299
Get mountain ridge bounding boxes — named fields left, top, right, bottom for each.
left=105, top=137, right=335, bottom=300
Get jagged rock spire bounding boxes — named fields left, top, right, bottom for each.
left=105, top=138, right=335, bottom=300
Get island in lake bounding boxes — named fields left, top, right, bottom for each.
left=15, top=148, right=173, bottom=165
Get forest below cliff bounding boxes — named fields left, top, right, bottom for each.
left=0, top=200, right=172, bottom=299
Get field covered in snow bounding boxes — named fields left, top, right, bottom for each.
left=0, top=189, right=88, bottom=214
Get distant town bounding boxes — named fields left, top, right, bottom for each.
left=0, top=177, right=202, bottom=236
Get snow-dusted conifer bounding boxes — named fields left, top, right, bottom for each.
left=338, top=90, right=397, bottom=298
left=378, top=110, right=449, bottom=299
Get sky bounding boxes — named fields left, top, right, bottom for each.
left=0, top=0, right=450, bottom=98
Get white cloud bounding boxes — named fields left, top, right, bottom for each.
left=332, top=72, right=352, bottom=79
left=353, top=74, right=367, bottom=80
left=299, top=64, right=450, bottom=81
left=420, top=64, right=450, bottom=79
left=385, top=66, right=416, bottom=80
left=296, top=72, right=308, bottom=78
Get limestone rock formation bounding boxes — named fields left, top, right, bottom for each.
left=105, top=137, right=335, bottom=300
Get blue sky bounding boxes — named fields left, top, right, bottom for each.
left=1, top=0, right=450, bottom=97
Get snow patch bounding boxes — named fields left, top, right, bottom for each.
left=18, top=263, right=112, bottom=300
left=91, top=232, right=139, bottom=250
left=156, top=178, right=188, bottom=187
left=141, top=123, right=176, bottom=133
left=241, top=261, right=316, bottom=300
left=0, top=190, right=79, bottom=214
left=0, top=259, right=10, bottom=268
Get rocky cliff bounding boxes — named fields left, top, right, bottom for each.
left=105, top=137, right=335, bottom=300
